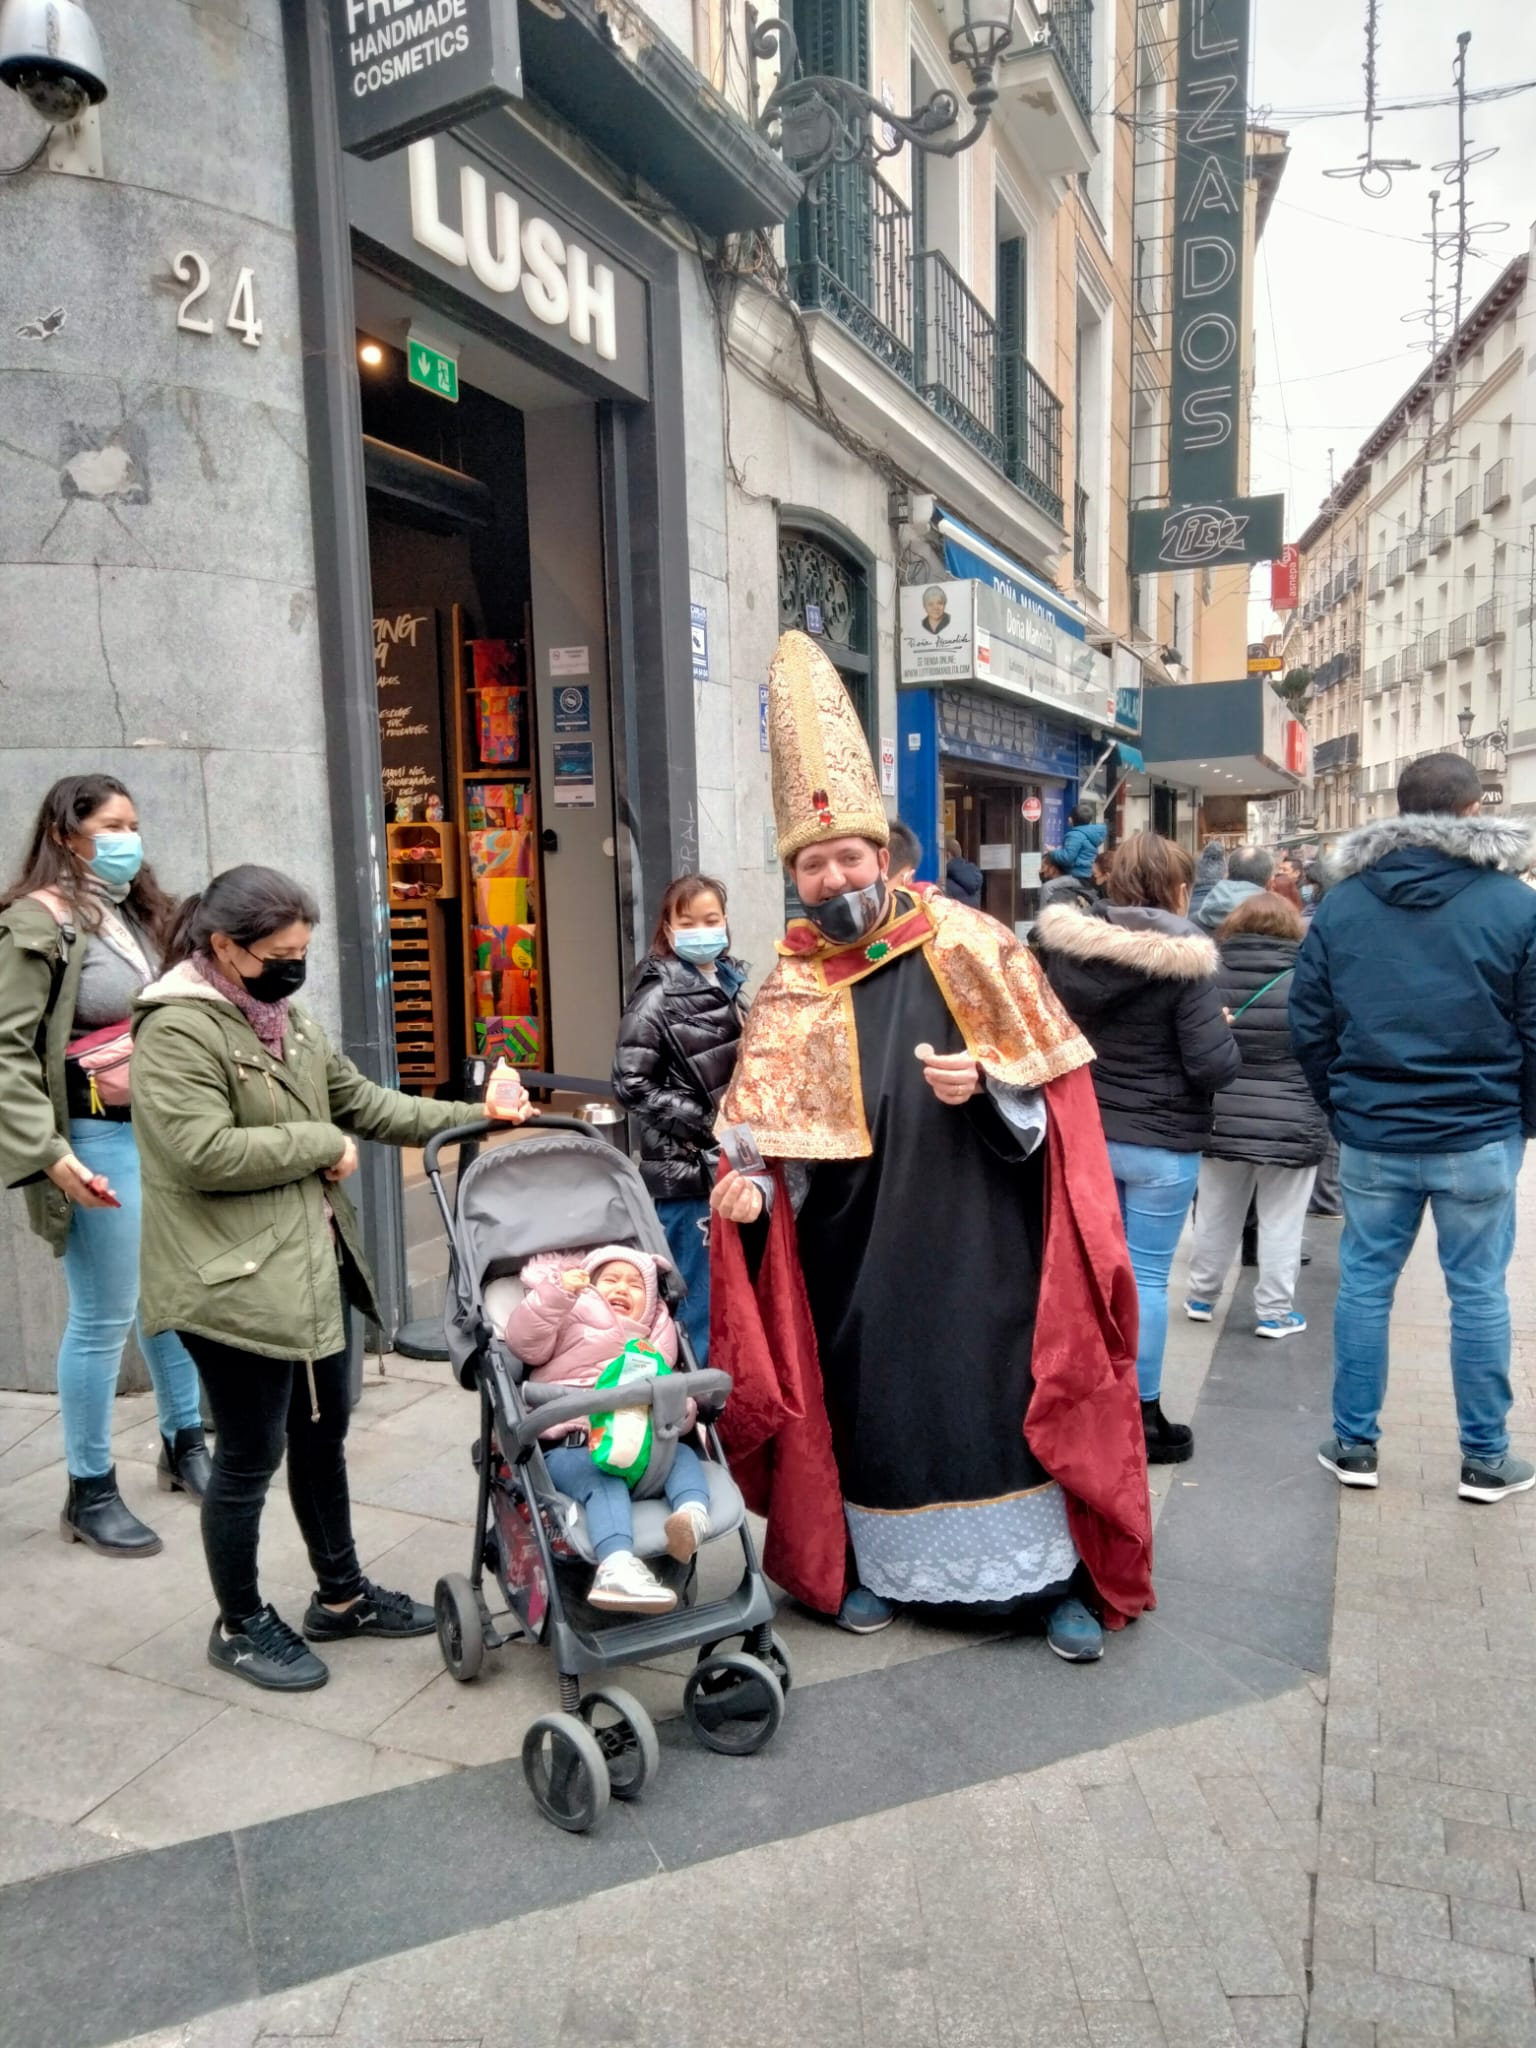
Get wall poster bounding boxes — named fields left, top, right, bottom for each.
left=375, top=606, right=445, bottom=822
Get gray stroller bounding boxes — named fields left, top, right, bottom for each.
left=427, top=1110, right=789, bottom=1832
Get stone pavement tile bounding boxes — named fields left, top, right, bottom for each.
left=85, top=1702, right=453, bottom=1848
left=1299, top=2021, right=1377, bottom=2048
left=1084, top=1781, right=1171, bottom=1861
left=1231, top=1853, right=1312, bottom=1975
left=1316, top=1874, right=1452, bottom=1939
left=1081, top=2001, right=1167, bottom=2048
left=1372, top=1926, right=1535, bottom=2003
left=1106, top=1856, right=1204, bottom=1955
left=1135, top=1945, right=1242, bottom=2047
left=358, top=1445, right=485, bottom=1525
left=0, top=1639, right=224, bottom=1826
left=0, top=1408, right=66, bottom=1483
left=1444, top=1819, right=1536, bottom=1872
left=1311, top=1915, right=1377, bottom=1971
left=1127, top=1754, right=1221, bottom=1841
left=1513, top=1798, right=1536, bottom=1832
left=1032, top=1815, right=1150, bottom=2001
left=1309, top=1962, right=1455, bottom=2038
left=1316, top=1807, right=1446, bottom=1881
left=1160, top=1832, right=1301, bottom=1995
left=854, top=1941, right=940, bottom=2048
left=1450, top=1897, right=1536, bottom=1959
left=1197, top=1776, right=1291, bottom=1857
left=0, top=1522, right=213, bottom=1668
left=1227, top=1995, right=1305, bottom=2048
left=1012, top=2001, right=1093, bottom=2048
left=1450, top=1991, right=1536, bottom=2046
left=1372, top=1843, right=1523, bottom=1907
left=0, top=1441, right=158, bottom=1538
left=1326, top=1737, right=1441, bottom=1781
left=0, top=1801, right=130, bottom=1885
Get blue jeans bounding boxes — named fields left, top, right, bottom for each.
left=1334, top=1137, right=1525, bottom=1460
left=1106, top=1141, right=1202, bottom=1401
left=59, top=1119, right=202, bottom=1478
left=657, top=1197, right=712, bottom=1365
left=544, top=1441, right=709, bottom=1562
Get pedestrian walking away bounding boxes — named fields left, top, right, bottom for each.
left=129, top=864, right=535, bottom=1693
left=1184, top=892, right=1329, bottom=1339
left=1192, top=843, right=1274, bottom=933
left=611, top=872, right=747, bottom=1365
left=1038, top=853, right=1096, bottom=914
left=708, top=631, right=1152, bottom=1663
left=1188, top=840, right=1228, bottom=926
left=1036, top=833, right=1240, bottom=1463
left=1044, top=799, right=1107, bottom=881
left=1290, top=753, right=1536, bottom=1502
left=0, top=774, right=208, bottom=1559
left=941, top=833, right=984, bottom=907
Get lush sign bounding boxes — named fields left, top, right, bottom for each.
left=330, top=0, right=521, bottom=161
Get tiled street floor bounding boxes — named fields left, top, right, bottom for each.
left=6, top=1178, right=1534, bottom=2048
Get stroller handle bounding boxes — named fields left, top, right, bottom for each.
left=508, top=1369, right=734, bottom=1453
left=423, top=1111, right=603, bottom=1179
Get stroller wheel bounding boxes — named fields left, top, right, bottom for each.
left=683, top=1652, right=784, bottom=1757
left=579, top=1686, right=660, bottom=1802
left=522, top=1713, right=611, bottom=1833
left=701, top=1631, right=793, bottom=1697
left=434, top=1574, right=484, bottom=1683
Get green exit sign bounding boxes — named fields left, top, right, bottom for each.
left=408, top=340, right=459, bottom=402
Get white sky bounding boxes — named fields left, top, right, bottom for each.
left=1245, top=0, right=1535, bottom=615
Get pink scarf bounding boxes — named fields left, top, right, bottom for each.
left=194, top=954, right=290, bottom=1058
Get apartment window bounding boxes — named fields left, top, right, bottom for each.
left=793, top=0, right=866, bottom=84
left=1073, top=298, right=1106, bottom=593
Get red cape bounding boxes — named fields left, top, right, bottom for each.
left=710, top=1063, right=1154, bottom=1626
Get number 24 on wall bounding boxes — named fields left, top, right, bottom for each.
left=172, top=251, right=262, bottom=348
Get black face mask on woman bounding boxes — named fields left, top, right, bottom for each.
left=238, top=955, right=307, bottom=1003
left=802, top=879, right=888, bottom=945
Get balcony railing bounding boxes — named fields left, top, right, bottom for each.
left=1043, top=0, right=1094, bottom=121
left=1449, top=612, right=1473, bottom=657
left=1362, top=665, right=1378, bottom=695
left=1380, top=653, right=1397, bottom=688
left=1484, top=457, right=1510, bottom=511
left=1368, top=563, right=1384, bottom=599
left=999, top=351, right=1064, bottom=520
left=1344, top=556, right=1361, bottom=592
left=1315, top=733, right=1360, bottom=772
left=1476, top=597, right=1504, bottom=644
left=786, top=164, right=1067, bottom=524
left=1386, top=546, right=1404, bottom=584
left=1423, top=628, right=1444, bottom=669
left=1455, top=484, right=1477, bottom=532
left=1405, top=529, right=1427, bottom=570
left=1400, top=642, right=1422, bottom=683
left=1428, top=508, right=1451, bottom=552
left=1073, top=483, right=1089, bottom=584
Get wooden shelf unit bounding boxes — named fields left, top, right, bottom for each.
left=389, top=902, right=450, bottom=1088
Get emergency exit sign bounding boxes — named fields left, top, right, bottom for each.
left=408, top=339, right=459, bottom=402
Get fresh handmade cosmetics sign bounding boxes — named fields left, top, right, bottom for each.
left=330, top=0, right=522, bottom=160
left=1129, top=0, right=1283, bottom=575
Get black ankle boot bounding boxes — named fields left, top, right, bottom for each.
left=60, top=1468, right=163, bottom=1557
left=1141, top=1399, right=1195, bottom=1466
left=158, top=1426, right=213, bottom=1501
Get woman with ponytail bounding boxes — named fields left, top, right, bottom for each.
left=0, top=775, right=207, bottom=1558
left=130, top=865, right=534, bottom=1694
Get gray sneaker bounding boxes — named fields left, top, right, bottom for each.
left=1458, top=1454, right=1536, bottom=1505
left=1318, top=1437, right=1379, bottom=1488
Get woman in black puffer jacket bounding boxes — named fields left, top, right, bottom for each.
left=612, top=874, right=746, bottom=1364
left=1184, top=892, right=1329, bottom=1341
left=1036, top=832, right=1239, bottom=1466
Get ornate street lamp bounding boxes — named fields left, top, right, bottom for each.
left=750, top=0, right=1013, bottom=181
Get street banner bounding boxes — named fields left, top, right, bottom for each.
left=1271, top=543, right=1300, bottom=609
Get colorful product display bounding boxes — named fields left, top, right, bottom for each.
left=471, top=640, right=526, bottom=767
left=465, top=780, right=541, bottom=1067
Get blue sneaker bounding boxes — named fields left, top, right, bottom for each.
left=837, top=1586, right=896, bottom=1634
left=1458, top=1453, right=1536, bottom=1504
left=1318, top=1437, right=1379, bottom=1488
left=1184, top=1298, right=1215, bottom=1322
left=1046, top=1597, right=1104, bottom=1663
left=1256, top=1312, right=1307, bottom=1340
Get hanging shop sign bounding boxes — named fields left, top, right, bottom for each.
left=347, top=132, right=651, bottom=401
left=1271, top=543, right=1300, bottom=610
left=1128, top=0, right=1284, bottom=575
left=898, top=580, right=1127, bottom=731
left=330, top=0, right=522, bottom=161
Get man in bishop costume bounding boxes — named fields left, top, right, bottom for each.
left=709, top=631, right=1153, bottom=1659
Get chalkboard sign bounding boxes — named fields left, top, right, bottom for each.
left=375, top=607, right=446, bottom=821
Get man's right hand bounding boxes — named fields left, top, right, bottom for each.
left=710, top=1168, right=765, bottom=1225
left=45, top=1154, right=115, bottom=1209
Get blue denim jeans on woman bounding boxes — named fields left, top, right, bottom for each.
left=1105, top=1141, right=1202, bottom=1401
left=1333, top=1137, right=1525, bottom=1461
left=59, top=1118, right=202, bottom=1478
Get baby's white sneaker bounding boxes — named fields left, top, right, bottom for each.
left=664, top=1500, right=711, bottom=1562
left=589, top=1551, right=677, bottom=1613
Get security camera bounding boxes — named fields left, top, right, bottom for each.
left=0, top=0, right=107, bottom=125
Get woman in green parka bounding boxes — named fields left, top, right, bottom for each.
left=132, top=864, right=532, bottom=1694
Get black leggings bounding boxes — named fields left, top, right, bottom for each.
left=180, top=1331, right=364, bottom=1626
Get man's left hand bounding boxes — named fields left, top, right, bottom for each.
left=916, top=1045, right=983, bottom=1106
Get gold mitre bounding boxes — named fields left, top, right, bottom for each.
left=769, top=630, right=889, bottom=862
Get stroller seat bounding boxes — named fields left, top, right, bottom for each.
left=480, top=1274, right=748, bottom=1565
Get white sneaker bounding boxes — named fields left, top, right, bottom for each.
left=664, top=1499, right=711, bottom=1562
left=589, top=1551, right=677, bottom=1614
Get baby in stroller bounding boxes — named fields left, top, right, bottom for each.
left=503, top=1246, right=711, bottom=1616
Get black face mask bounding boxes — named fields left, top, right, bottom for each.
left=239, top=955, right=307, bottom=1003
left=803, top=879, right=887, bottom=945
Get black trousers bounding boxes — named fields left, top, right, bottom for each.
left=180, top=1330, right=365, bottom=1625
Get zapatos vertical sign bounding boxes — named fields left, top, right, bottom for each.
left=1169, top=0, right=1247, bottom=504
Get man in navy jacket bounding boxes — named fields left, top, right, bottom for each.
left=1290, top=752, right=1536, bottom=1502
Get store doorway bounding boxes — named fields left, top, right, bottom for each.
left=944, top=768, right=1063, bottom=933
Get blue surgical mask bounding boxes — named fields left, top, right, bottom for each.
left=88, top=830, right=144, bottom=894
left=671, top=925, right=730, bottom=965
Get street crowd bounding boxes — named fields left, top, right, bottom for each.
left=2, top=629, right=1534, bottom=1695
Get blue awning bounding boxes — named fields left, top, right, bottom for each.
left=934, top=508, right=1087, bottom=642
left=1117, top=743, right=1145, bottom=773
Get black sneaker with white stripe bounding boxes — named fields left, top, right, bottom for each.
left=208, top=1605, right=329, bottom=1691
left=302, top=1578, right=435, bottom=1642
left=1317, top=1436, right=1379, bottom=1488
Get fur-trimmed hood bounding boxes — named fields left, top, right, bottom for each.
left=1035, top=902, right=1219, bottom=982
left=1332, top=812, right=1536, bottom=881
left=136, top=958, right=236, bottom=1008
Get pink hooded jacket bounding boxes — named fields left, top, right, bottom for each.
left=502, top=1246, right=678, bottom=1438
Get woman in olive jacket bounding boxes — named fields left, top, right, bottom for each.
left=132, top=864, right=531, bottom=1696
left=611, top=873, right=746, bottom=1364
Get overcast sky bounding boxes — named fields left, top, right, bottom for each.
left=1245, top=0, right=1534, bottom=614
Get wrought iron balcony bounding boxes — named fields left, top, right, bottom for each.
left=785, top=162, right=915, bottom=385
left=1315, top=733, right=1360, bottom=772
left=1476, top=597, right=1504, bottom=644
left=1344, top=556, right=1361, bottom=591
left=1423, top=629, right=1444, bottom=669
left=1367, top=564, right=1384, bottom=599
left=1386, top=546, right=1404, bottom=584
left=1042, top=0, right=1094, bottom=120
left=999, top=349, right=1064, bottom=520
left=1449, top=611, right=1473, bottom=656
left=1380, top=653, right=1397, bottom=688
left=1401, top=641, right=1422, bottom=683
left=1405, top=529, right=1427, bottom=570
left=1455, top=484, right=1477, bottom=532
left=915, top=250, right=1004, bottom=471
left=1428, top=508, right=1451, bottom=552
left=1484, top=458, right=1510, bottom=511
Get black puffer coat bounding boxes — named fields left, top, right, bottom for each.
left=1035, top=902, right=1240, bottom=1151
left=1209, top=933, right=1329, bottom=1168
left=611, top=954, right=746, bottom=1201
